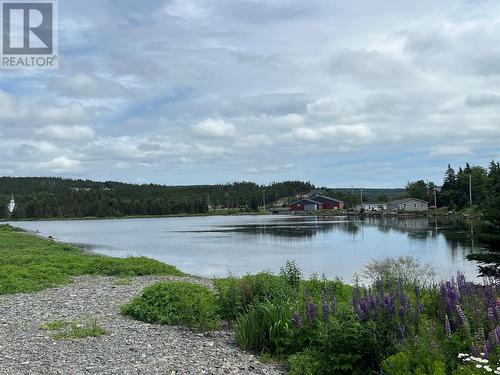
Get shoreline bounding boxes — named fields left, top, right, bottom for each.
left=0, top=274, right=286, bottom=375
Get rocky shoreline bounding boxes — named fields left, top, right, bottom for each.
left=0, top=275, right=286, bottom=375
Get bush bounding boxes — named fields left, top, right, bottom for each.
left=288, top=349, right=327, bottom=375
left=362, top=256, right=436, bottom=286
left=280, top=260, right=302, bottom=288
left=235, top=299, right=295, bottom=354
left=214, top=272, right=293, bottom=320
left=122, top=281, right=220, bottom=331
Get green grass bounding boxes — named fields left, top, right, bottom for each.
left=40, top=320, right=70, bottom=331
left=41, top=319, right=108, bottom=339
left=122, top=281, right=220, bottom=331
left=0, top=224, right=185, bottom=295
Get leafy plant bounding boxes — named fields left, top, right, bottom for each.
left=280, top=260, right=302, bottom=288
left=235, top=298, right=295, bottom=354
left=122, top=281, right=220, bottom=331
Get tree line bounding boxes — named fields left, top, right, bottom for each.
left=0, top=177, right=314, bottom=219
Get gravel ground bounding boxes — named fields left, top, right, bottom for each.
left=0, top=276, right=286, bottom=375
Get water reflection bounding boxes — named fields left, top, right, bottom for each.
left=182, top=216, right=477, bottom=253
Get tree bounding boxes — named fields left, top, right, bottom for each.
left=405, top=180, right=429, bottom=201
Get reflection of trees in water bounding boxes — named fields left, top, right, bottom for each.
left=188, top=216, right=477, bottom=253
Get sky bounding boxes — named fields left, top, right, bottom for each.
left=1, top=0, right=500, bottom=188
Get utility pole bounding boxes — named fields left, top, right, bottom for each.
left=469, top=173, right=473, bottom=206
left=262, top=189, right=266, bottom=211
left=360, top=188, right=363, bottom=204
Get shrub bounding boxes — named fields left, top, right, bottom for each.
left=288, top=349, right=327, bottom=375
left=362, top=256, right=436, bottom=286
left=280, top=260, right=302, bottom=288
left=235, top=298, right=294, bottom=354
left=122, top=281, right=220, bottom=331
left=214, top=272, right=293, bottom=320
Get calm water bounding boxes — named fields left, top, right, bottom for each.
left=10, top=215, right=482, bottom=282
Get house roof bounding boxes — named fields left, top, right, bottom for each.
left=309, top=195, right=344, bottom=203
left=291, top=198, right=323, bottom=205
left=388, top=198, right=429, bottom=205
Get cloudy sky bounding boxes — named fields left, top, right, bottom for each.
left=1, top=0, right=500, bottom=187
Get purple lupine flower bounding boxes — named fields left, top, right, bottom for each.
left=471, top=345, right=480, bottom=357
left=397, top=324, right=406, bottom=340
left=456, top=304, right=470, bottom=333
left=476, top=328, right=485, bottom=345
left=330, top=295, right=337, bottom=316
left=384, top=295, right=395, bottom=315
left=399, top=306, right=406, bottom=319
left=487, top=306, right=495, bottom=322
left=445, top=315, right=452, bottom=337
left=292, top=311, right=302, bottom=329
left=414, top=285, right=421, bottom=301
left=321, top=290, right=330, bottom=321
left=306, top=301, right=317, bottom=325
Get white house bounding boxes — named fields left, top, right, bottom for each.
left=386, top=198, right=428, bottom=212
left=7, top=194, right=15, bottom=214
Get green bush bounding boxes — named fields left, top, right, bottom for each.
left=235, top=299, right=294, bottom=354
left=288, top=349, right=327, bottom=375
left=122, top=281, right=220, bottom=331
left=214, top=272, right=293, bottom=320
left=280, top=260, right=302, bottom=288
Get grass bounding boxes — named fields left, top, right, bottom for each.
left=41, top=319, right=108, bottom=339
left=0, top=224, right=185, bottom=295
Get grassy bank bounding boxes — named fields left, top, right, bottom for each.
left=0, top=224, right=184, bottom=295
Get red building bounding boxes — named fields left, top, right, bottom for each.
left=290, top=195, right=344, bottom=211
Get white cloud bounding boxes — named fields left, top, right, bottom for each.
left=49, top=74, right=126, bottom=98
left=192, top=119, right=236, bottom=138
left=429, top=145, right=473, bottom=158
left=37, top=125, right=95, bottom=141
left=39, top=156, right=82, bottom=173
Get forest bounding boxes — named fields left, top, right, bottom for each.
left=0, top=178, right=316, bottom=219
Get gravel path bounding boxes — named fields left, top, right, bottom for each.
left=0, top=276, right=286, bottom=375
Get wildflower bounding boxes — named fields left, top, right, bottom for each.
left=321, top=290, right=330, bottom=321
left=306, top=301, right=317, bottom=325
left=456, top=304, right=470, bottom=330
left=292, top=311, right=302, bottom=329
left=487, top=306, right=495, bottom=321
left=330, top=295, right=337, bottom=315
left=445, top=315, right=452, bottom=337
